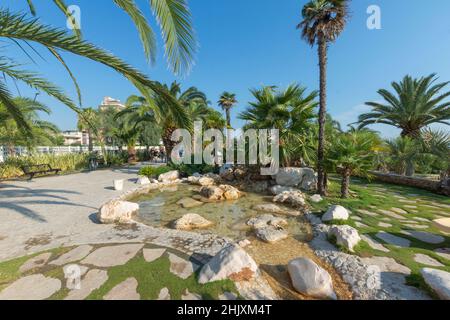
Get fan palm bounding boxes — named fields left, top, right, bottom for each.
left=298, top=0, right=350, bottom=195
left=218, top=92, right=237, bottom=128
left=328, top=130, right=380, bottom=198
left=239, top=84, right=318, bottom=167
left=358, top=74, right=450, bottom=138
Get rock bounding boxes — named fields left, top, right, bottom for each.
left=81, top=244, right=144, bottom=267
left=198, top=177, right=215, bottom=186
left=435, top=248, right=450, bottom=261
left=378, top=210, right=406, bottom=220
left=219, top=291, right=238, bottom=300
left=50, top=245, right=93, bottom=266
left=433, top=218, right=450, bottom=233
left=138, top=176, right=150, bottom=185
left=158, top=287, right=171, bottom=300
left=19, top=252, right=52, bottom=273
left=168, top=253, right=199, bottom=279
left=198, top=244, right=258, bottom=284
left=360, top=234, right=390, bottom=252
left=401, top=230, right=444, bottom=244
left=269, top=185, right=296, bottom=196
left=187, top=175, right=200, bottom=184
left=103, top=278, right=140, bottom=300
left=143, top=248, right=166, bottom=263
left=375, top=232, right=411, bottom=247
left=176, top=197, right=203, bottom=209
left=243, top=181, right=269, bottom=193
left=158, top=170, right=180, bottom=182
left=421, top=268, right=450, bottom=300
left=247, top=214, right=287, bottom=229
left=181, top=289, right=202, bottom=300
left=65, top=269, right=108, bottom=300
left=220, top=185, right=242, bottom=200
left=220, top=168, right=235, bottom=182
left=378, top=222, right=392, bottom=228
left=273, top=190, right=306, bottom=208
left=391, top=208, right=408, bottom=214
left=252, top=204, right=300, bottom=216
left=200, top=186, right=224, bottom=201
left=172, top=213, right=213, bottom=230
left=0, top=274, right=61, bottom=300
left=310, top=194, right=323, bottom=203
left=322, top=205, right=349, bottom=222
left=237, top=239, right=251, bottom=248
left=361, top=256, right=411, bottom=275
left=97, top=200, right=139, bottom=224
left=287, top=258, right=336, bottom=300
left=275, top=167, right=317, bottom=191
left=414, top=254, right=444, bottom=267
left=255, top=226, right=288, bottom=243
left=328, top=225, right=361, bottom=252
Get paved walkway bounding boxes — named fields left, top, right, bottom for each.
left=0, top=164, right=208, bottom=261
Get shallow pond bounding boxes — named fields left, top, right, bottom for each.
left=131, top=184, right=312, bottom=241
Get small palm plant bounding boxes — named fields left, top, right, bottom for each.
left=328, top=130, right=380, bottom=198
left=358, top=74, right=450, bottom=138
left=77, top=108, right=99, bottom=152
left=218, top=92, right=237, bottom=128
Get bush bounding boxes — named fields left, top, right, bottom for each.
left=0, top=153, right=90, bottom=179
left=169, top=163, right=217, bottom=176
left=138, top=165, right=172, bottom=178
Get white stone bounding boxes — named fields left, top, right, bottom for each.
left=201, top=186, right=224, bottom=200
left=322, top=205, right=349, bottom=222
left=247, top=214, right=287, bottom=229
left=433, top=218, right=450, bottom=233
left=173, top=213, right=213, bottom=231
left=269, top=185, right=295, bottom=196
left=220, top=185, right=242, bottom=200
left=378, top=222, right=392, bottom=228
left=273, top=190, right=306, bottom=208
left=157, top=287, right=171, bottom=300
left=219, top=291, right=238, bottom=300
left=158, top=170, right=180, bottom=182
left=138, top=176, right=151, bottom=185
left=168, top=253, right=199, bottom=279
left=360, top=234, right=390, bottom=252
left=361, top=256, right=410, bottom=275
left=252, top=204, right=299, bottom=216
left=97, top=200, right=139, bottom=224
left=435, top=248, right=450, bottom=261
left=0, top=274, right=61, bottom=300
left=103, top=277, right=140, bottom=300
left=401, top=230, right=445, bottom=244
left=275, top=167, right=317, bottom=191
left=376, top=232, right=411, bottom=247
left=310, top=194, right=323, bottom=203
left=51, top=245, right=93, bottom=266
left=287, top=258, right=336, bottom=300
left=255, top=226, right=288, bottom=243
left=198, top=177, right=215, bottom=186
left=181, top=289, right=202, bottom=300
left=198, top=244, right=258, bottom=284
left=82, top=244, right=144, bottom=267
left=421, top=268, right=450, bottom=300
left=328, top=225, right=361, bottom=252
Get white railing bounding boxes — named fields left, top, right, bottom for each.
left=0, top=146, right=150, bottom=162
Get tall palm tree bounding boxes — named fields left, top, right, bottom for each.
left=239, top=84, right=318, bottom=166
left=298, top=0, right=349, bottom=195
left=77, top=108, right=98, bottom=152
left=328, top=130, right=380, bottom=198
left=218, top=92, right=237, bottom=128
left=358, top=74, right=450, bottom=138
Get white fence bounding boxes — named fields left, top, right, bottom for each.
left=0, top=146, right=149, bottom=162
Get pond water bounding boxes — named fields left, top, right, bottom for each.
left=131, top=184, right=312, bottom=241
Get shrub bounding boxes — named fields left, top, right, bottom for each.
left=138, top=165, right=172, bottom=178
left=169, top=163, right=217, bottom=176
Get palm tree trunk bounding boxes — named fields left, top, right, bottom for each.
left=341, top=168, right=351, bottom=199
left=88, top=130, right=93, bottom=152
left=317, top=35, right=328, bottom=196
left=406, top=160, right=415, bottom=177
left=127, top=144, right=137, bottom=164
left=162, top=126, right=177, bottom=164
left=226, top=108, right=231, bottom=128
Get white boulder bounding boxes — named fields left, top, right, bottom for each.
left=198, top=177, right=215, bottom=186
left=328, top=225, right=361, bottom=252
left=310, top=194, right=323, bottom=203
left=322, top=205, right=349, bottom=222
left=273, top=190, right=306, bottom=208
left=247, top=214, right=288, bottom=229
left=158, top=170, right=180, bottom=182
left=97, top=200, right=139, bottom=224
left=275, top=167, right=318, bottom=191
left=269, top=185, right=296, bottom=196
left=201, top=186, right=224, bottom=200
left=172, top=213, right=213, bottom=230
left=255, top=227, right=288, bottom=243
left=198, top=244, right=258, bottom=284
left=421, top=268, right=450, bottom=300
left=137, top=176, right=151, bottom=185
left=287, top=258, right=336, bottom=300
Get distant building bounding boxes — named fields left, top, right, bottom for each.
left=98, top=96, right=126, bottom=112
left=62, top=130, right=90, bottom=146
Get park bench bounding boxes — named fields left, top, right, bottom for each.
left=21, top=164, right=61, bottom=180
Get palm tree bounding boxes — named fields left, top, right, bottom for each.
left=328, top=130, right=380, bottom=198
left=358, top=74, right=450, bottom=138
left=0, top=97, right=60, bottom=155
left=239, top=84, right=318, bottom=167
left=218, top=92, right=237, bottom=128
left=2, top=0, right=197, bottom=132
left=385, top=137, right=422, bottom=176
left=77, top=108, right=98, bottom=152
left=298, top=0, right=349, bottom=195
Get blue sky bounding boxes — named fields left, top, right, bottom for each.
left=4, top=0, right=450, bottom=137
